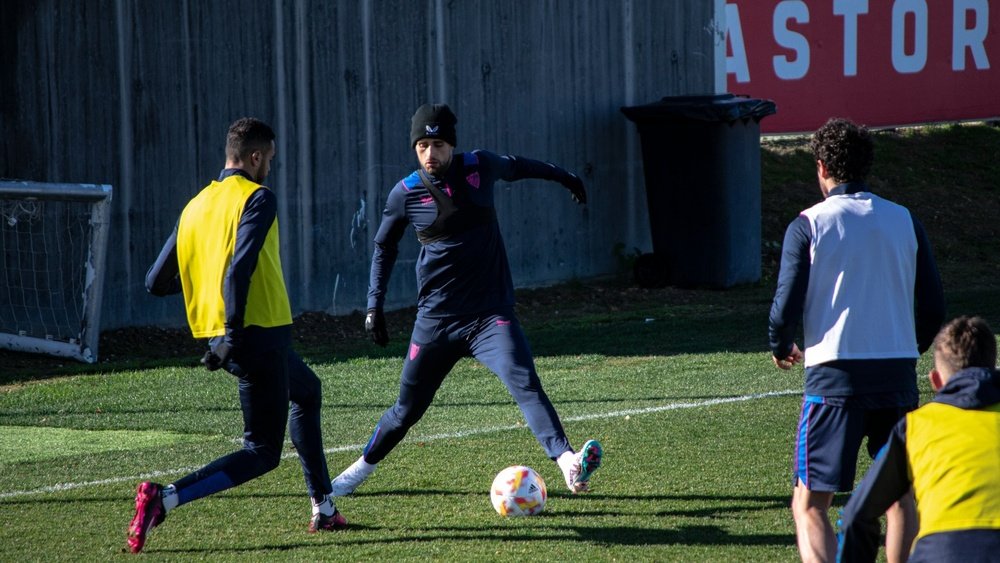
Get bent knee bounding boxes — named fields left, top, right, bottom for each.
left=293, top=392, right=322, bottom=412
left=385, top=404, right=427, bottom=429
left=243, top=441, right=284, bottom=470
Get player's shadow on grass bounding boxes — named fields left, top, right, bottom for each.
left=340, top=489, right=800, bottom=522
left=321, top=523, right=792, bottom=550
left=147, top=523, right=794, bottom=553
left=330, top=489, right=793, bottom=504
left=567, top=524, right=793, bottom=548
left=654, top=495, right=790, bottom=518
left=152, top=542, right=334, bottom=556
left=95, top=489, right=801, bottom=555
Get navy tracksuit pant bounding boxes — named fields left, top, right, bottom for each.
left=172, top=342, right=332, bottom=505
left=362, top=308, right=571, bottom=463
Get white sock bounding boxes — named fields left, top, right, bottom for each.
left=311, top=493, right=334, bottom=516
left=557, top=450, right=576, bottom=470
left=161, top=484, right=179, bottom=512
left=349, top=455, right=377, bottom=476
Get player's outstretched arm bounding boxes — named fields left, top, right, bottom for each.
left=145, top=224, right=183, bottom=296
left=558, top=172, right=587, bottom=204
left=487, top=151, right=587, bottom=204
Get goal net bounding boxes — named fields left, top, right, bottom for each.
left=0, top=180, right=113, bottom=363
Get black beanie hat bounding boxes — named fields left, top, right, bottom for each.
left=410, top=103, right=457, bottom=148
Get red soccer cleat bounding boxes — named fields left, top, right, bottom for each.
left=309, top=509, right=348, bottom=532
left=126, top=481, right=166, bottom=553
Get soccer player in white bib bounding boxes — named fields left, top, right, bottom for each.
left=768, top=118, right=945, bottom=563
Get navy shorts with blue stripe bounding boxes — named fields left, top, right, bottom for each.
left=793, top=394, right=915, bottom=492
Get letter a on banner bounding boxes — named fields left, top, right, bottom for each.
left=726, top=3, right=750, bottom=83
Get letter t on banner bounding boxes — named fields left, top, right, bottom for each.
left=835, top=0, right=869, bottom=77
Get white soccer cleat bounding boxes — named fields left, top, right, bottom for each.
left=331, top=456, right=377, bottom=497
left=557, top=439, right=604, bottom=494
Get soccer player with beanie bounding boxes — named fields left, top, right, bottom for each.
left=129, top=118, right=346, bottom=553
left=768, top=117, right=945, bottom=563
left=331, top=103, right=603, bottom=497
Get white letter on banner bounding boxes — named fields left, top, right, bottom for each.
left=726, top=3, right=751, bottom=83
left=892, top=0, right=928, bottom=74
left=953, top=0, right=990, bottom=71
left=773, top=1, right=810, bottom=80
left=835, top=0, right=869, bottom=77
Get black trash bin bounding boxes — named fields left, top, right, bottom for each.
left=621, top=93, right=776, bottom=289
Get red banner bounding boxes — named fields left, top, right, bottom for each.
left=725, top=0, right=999, bottom=134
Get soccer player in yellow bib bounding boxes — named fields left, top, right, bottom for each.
left=838, top=316, right=1000, bottom=561
left=128, top=118, right=347, bottom=554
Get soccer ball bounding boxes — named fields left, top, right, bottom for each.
left=490, top=465, right=547, bottom=517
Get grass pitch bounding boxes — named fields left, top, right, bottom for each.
left=0, top=284, right=954, bottom=562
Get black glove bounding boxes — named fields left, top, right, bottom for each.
left=561, top=174, right=587, bottom=205
left=201, top=339, right=234, bottom=371
left=365, top=308, right=389, bottom=347
left=202, top=329, right=241, bottom=372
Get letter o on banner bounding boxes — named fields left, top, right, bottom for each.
left=892, top=0, right=928, bottom=74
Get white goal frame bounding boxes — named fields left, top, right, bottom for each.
left=0, top=180, right=113, bottom=363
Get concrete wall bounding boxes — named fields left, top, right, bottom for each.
left=1, top=0, right=721, bottom=329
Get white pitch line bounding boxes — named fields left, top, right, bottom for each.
left=0, top=389, right=800, bottom=500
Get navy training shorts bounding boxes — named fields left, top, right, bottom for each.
left=793, top=394, right=915, bottom=492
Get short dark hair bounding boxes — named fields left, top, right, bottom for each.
left=225, top=117, right=275, bottom=162
left=933, top=316, right=997, bottom=374
left=809, top=117, right=874, bottom=183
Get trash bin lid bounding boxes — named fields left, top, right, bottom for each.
left=621, top=93, right=776, bottom=123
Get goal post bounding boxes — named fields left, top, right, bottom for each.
left=0, top=180, right=113, bottom=363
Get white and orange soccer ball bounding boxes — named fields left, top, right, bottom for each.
left=490, top=465, right=547, bottom=517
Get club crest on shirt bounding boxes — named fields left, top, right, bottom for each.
left=466, top=172, right=480, bottom=189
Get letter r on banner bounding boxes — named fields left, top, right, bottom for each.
left=953, top=0, right=990, bottom=71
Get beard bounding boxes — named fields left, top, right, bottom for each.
left=423, top=156, right=451, bottom=177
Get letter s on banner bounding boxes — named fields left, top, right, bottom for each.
left=773, top=0, right=810, bottom=80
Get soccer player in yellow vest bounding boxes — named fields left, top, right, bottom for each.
left=128, top=118, right=346, bottom=554
left=838, top=316, right=1000, bottom=561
